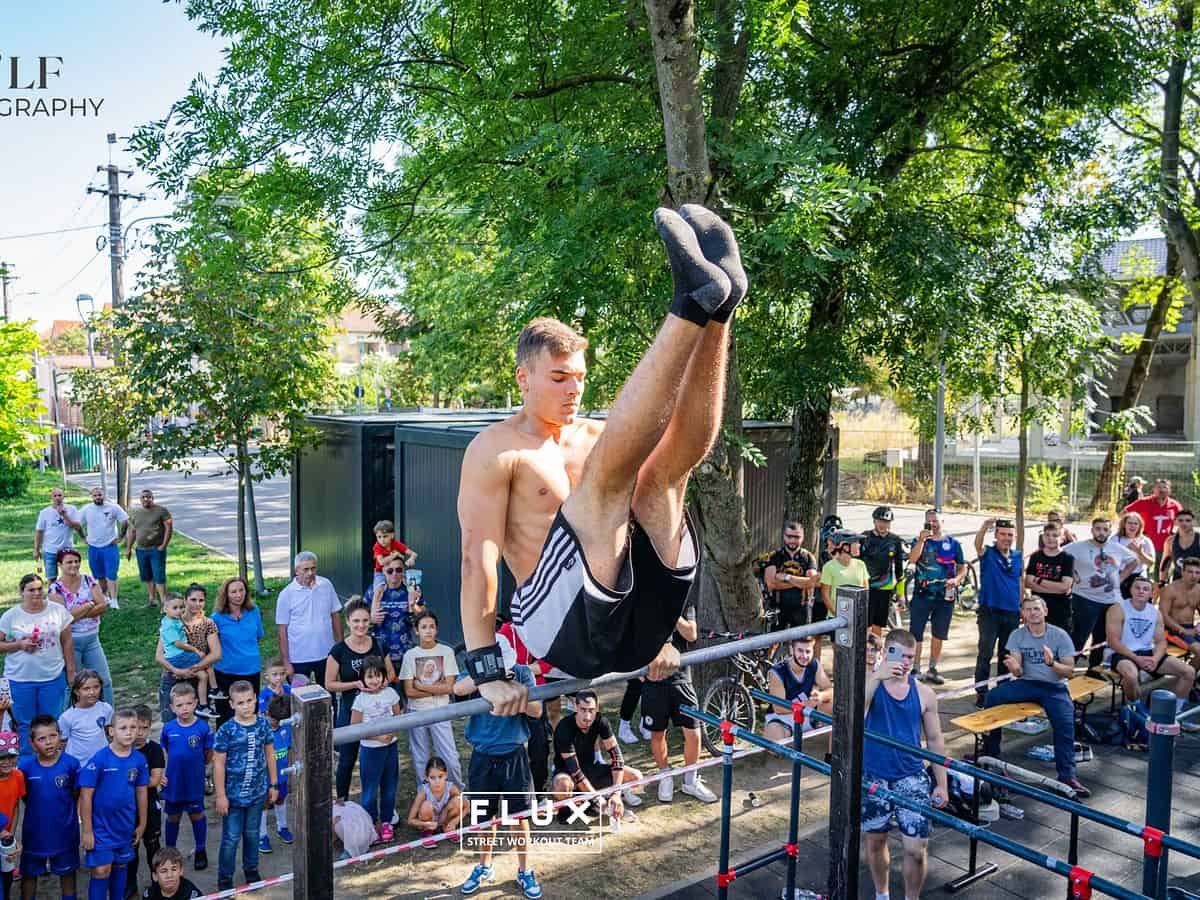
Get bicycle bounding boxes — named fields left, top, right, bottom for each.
left=698, top=609, right=785, bottom=756
left=903, top=561, right=979, bottom=613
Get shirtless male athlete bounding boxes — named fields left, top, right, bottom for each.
left=1161, top=557, right=1200, bottom=672
left=457, top=205, right=747, bottom=715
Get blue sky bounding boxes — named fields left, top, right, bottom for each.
left=2, top=2, right=224, bottom=330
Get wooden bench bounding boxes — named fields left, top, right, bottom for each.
left=950, top=675, right=1109, bottom=758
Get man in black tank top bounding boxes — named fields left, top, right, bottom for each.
left=1162, top=509, right=1200, bottom=583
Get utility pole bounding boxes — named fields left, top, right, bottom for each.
left=87, top=133, right=146, bottom=508
left=0, top=261, right=13, bottom=321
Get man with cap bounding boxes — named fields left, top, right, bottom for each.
left=860, top=507, right=907, bottom=640
left=972, top=517, right=1024, bottom=707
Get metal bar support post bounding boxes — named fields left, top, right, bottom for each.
left=717, top=721, right=735, bottom=900
left=828, top=585, right=868, bottom=900
left=291, top=684, right=334, bottom=900
left=785, top=701, right=803, bottom=898
left=1144, top=690, right=1178, bottom=899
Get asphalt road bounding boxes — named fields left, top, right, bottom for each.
left=70, top=454, right=292, bottom=576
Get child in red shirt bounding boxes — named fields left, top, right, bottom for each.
left=370, top=520, right=418, bottom=592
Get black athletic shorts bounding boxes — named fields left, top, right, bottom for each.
left=779, top=596, right=827, bottom=628
left=640, top=678, right=699, bottom=731
left=467, top=747, right=533, bottom=819
left=512, top=509, right=699, bottom=678
left=868, top=588, right=894, bottom=629
left=1109, top=649, right=1168, bottom=677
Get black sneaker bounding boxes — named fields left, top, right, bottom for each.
left=245, top=870, right=262, bottom=885
left=194, top=849, right=208, bottom=871
left=975, top=693, right=985, bottom=709
left=925, top=667, right=945, bottom=686
left=217, top=878, right=233, bottom=891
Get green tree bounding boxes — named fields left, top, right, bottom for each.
left=100, top=164, right=354, bottom=583
left=0, top=322, right=49, bottom=470
left=141, top=0, right=1145, bottom=626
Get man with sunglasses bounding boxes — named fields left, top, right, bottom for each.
left=972, top=518, right=1024, bottom=707
left=764, top=521, right=819, bottom=629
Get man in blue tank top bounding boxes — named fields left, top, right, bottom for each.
left=862, top=630, right=948, bottom=900
left=763, top=636, right=832, bottom=743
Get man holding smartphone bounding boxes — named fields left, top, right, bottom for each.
left=863, top=629, right=948, bottom=900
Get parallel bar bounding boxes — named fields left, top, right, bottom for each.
left=683, top=707, right=1149, bottom=900
left=1145, top=690, right=1177, bottom=899
left=333, top=618, right=847, bottom=745
left=827, top=585, right=867, bottom=900
left=717, top=726, right=735, bottom=900
left=785, top=703, right=802, bottom=899
left=757, top=689, right=1200, bottom=859
left=731, top=847, right=789, bottom=881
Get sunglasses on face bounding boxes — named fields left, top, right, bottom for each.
left=384, top=567, right=403, bottom=574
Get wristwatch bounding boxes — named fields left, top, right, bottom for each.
left=270, top=783, right=279, bottom=790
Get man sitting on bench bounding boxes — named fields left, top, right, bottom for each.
left=1161, top=558, right=1200, bottom=672
left=1106, top=576, right=1197, bottom=724
left=763, top=635, right=833, bottom=743
left=981, top=594, right=1089, bottom=798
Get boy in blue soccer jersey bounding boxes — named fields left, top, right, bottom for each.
left=19, top=715, right=80, bottom=900
left=212, top=681, right=277, bottom=892
left=256, top=658, right=291, bottom=714
left=159, top=684, right=212, bottom=873
left=78, top=708, right=149, bottom=900
left=258, top=693, right=293, bottom=854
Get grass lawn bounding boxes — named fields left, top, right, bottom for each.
left=1, top=471, right=288, bottom=710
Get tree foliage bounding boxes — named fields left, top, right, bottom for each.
left=0, top=322, right=49, bottom=466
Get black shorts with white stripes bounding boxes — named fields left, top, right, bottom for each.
left=511, top=508, right=698, bottom=678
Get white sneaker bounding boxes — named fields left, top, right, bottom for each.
left=108, top=595, right=120, bottom=610
left=657, top=776, right=674, bottom=803
left=639, top=722, right=653, bottom=740
left=618, top=721, right=640, bottom=744
left=622, top=788, right=642, bottom=807
left=681, top=777, right=717, bottom=803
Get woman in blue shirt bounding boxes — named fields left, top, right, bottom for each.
left=210, top=577, right=265, bottom=729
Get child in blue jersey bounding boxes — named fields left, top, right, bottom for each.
left=256, top=658, right=291, bottom=713
left=159, top=684, right=212, bottom=873
left=212, top=681, right=277, bottom=892
left=258, top=693, right=293, bottom=854
left=59, top=671, right=113, bottom=765
left=19, top=715, right=80, bottom=900
left=79, top=707, right=150, bottom=900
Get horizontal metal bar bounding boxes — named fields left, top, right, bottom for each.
left=750, top=688, right=1168, bottom=848
left=730, top=847, right=789, bottom=880
left=684, top=705, right=1148, bottom=900
left=1176, top=703, right=1200, bottom=722
left=333, top=618, right=846, bottom=745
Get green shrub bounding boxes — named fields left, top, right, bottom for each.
left=1026, top=463, right=1068, bottom=515
left=0, top=458, right=31, bottom=500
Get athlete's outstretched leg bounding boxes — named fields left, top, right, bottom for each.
left=633, top=205, right=747, bottom=559
left=562, top=209, right=730, bottom=587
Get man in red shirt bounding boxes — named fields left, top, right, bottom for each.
left=1125, top=480, right=1183, bottom=570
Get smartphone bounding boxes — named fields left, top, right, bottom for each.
left=886, top=645, right=903, bottom=663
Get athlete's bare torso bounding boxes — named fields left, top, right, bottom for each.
left=474, top=413, right=605, bottom=585
left=1163, top=580, right=1200, bottom=634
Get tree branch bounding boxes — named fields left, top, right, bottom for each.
left=511, top=73, right=639, bottom=99
left=909, top=143, right=993, bottom=156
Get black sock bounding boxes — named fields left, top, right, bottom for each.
left=678, top=204, right=748, bottom=323
left=653, top=207, right=730, bottom=325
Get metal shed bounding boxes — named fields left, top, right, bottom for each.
left=294, top=411, right=794, bottom=646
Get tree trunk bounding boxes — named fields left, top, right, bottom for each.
left=643, top=0, right=711, bottom=204
left=643, top=0, right=759, bottom=636
left=1089, top=1, right=1194, bottom=512
left=242, top=442, right=267, bottom=594
left=1015, top=360, right=1030, bottom=552
left=236, top=438, right=248, bottom=581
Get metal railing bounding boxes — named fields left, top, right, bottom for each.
left=284, top=587, right=870, bottom=900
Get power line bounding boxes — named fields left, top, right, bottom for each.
left=46, top=249, right=104, bottom=298
left=0, top=223, right=106, bottom=242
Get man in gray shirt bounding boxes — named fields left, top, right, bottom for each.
left=980, top=594, right=1088, bottom=797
